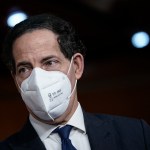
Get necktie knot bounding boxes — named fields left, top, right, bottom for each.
left=56, top=125, right=73, bottom=140
left=54, top=125, right=77, bottom=150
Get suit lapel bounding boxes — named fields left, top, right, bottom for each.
left=9, top=113, right=119, bottom=150
left=9, top=119, right=46, bottom=150
left=83, top=112, right=118, bottom=150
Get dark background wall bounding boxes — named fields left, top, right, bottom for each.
left=0, top=0, right=150, bottom=140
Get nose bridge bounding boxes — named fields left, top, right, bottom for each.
left=32, top=58, right=41, bottom=68
left=32, top=58, right=43, bottom=69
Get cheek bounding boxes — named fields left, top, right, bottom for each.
left=13, top=79, right=21, bottom=93
left=67, top=69, right=76, bottom=88
left=14, top=76, right=24, bottom=88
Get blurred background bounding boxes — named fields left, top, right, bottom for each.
left=0, top=0, right=150, bottom=140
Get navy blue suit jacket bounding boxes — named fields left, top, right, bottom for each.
left=1, top=112, right=150, bottom=150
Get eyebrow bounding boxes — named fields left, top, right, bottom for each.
left=40, top=55, right=57, bottom=64
left=16, top=61, right=32, bottom=69
left=16, top=55, right=58, bottom=68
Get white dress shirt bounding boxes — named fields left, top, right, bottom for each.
left=29, top=103, right=91, bottom=150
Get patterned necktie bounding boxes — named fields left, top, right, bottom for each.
left=54, top=125, right=77, bottom=150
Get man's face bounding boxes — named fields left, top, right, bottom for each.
left=12, top=29, right=83, bottom=124
left=13, top=29, right=71, bottom=85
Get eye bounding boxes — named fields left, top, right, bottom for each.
left=43, top=59, right=60, bottom=71
left=18, top=67, right=28, bottom=73
left=45, top=60, right=56, bottom=66
left=17, top=66, right=32, bottom=79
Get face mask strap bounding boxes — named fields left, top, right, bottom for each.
left=67, top=79, right=77, bottom=99
left=66, top=56, right=77, bottom=99
left=67, top=56, right=74, bottom=75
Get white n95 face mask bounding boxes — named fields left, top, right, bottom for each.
left=19, top=59, right=77, bottom=121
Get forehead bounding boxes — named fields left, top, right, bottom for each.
left=12, top=29, right=64, bottom=62
left=13, top=29, right=58, bottom=50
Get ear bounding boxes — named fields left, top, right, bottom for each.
left=73, top=53, right=84, bottom=80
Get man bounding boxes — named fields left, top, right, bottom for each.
left=1, top=13, right=150, bottom=150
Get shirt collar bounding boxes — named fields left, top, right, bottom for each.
left=29, top=102, right=86, bottom=141
left=67, top=103, right=86, bottom=133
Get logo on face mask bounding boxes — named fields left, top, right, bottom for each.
left=48, top=89, right=63, bottom=102
left=48, top=93, right=53, bottom=102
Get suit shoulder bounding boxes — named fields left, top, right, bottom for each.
left=0, top=119, right=34, bottom=148
left=94, top=113, right=140, bottom=123
left=0, top=131, right=20, bottom=149
left=93, top=113, right=150, bottom=134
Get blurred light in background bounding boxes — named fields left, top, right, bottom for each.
left=7, top=11, right=28, bottom=27
left=131, top=31, right=150, bottom=48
